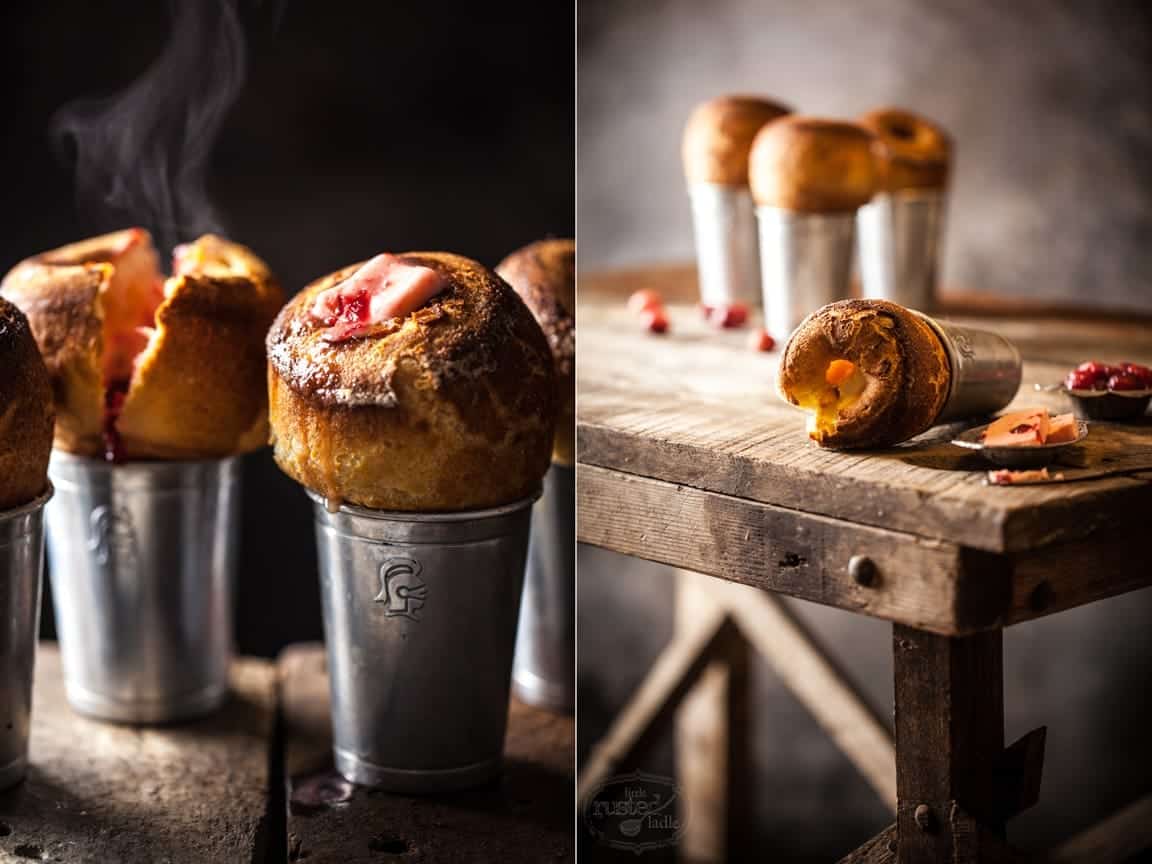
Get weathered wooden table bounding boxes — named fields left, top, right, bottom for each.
left=0, top=643, right=573, bottom=863
left=576, top=266, right=1152, bottom=863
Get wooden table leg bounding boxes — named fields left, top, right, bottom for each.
left=893, top=625, right=1005, bottom=864
left=675, top=571, right=749, bottom=863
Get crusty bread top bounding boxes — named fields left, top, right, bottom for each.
left=778, top=299, right=951, bottom=448
left=0, top=297, right=54, bottom=509
left=268, top=250, right=554, bottom=412
left=496, top=238, right=576, bottom=465
left=749, top=116, right=880, bottom=212
left=858, top=107, right=951, bottom=191
left=1, top=229, right=281, bottom=459
left=682, top=95, right=793, bottom=185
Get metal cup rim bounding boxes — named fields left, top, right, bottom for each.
left=304, top=487, right=543, bottom=523
left=0, top=482, right=55, bottom=522
left=49, top=450, right=241, bottom=471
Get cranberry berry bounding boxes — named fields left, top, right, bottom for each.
left=1108, top=372, right=1147, bottom=392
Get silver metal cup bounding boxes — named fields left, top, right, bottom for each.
left=309, top=490, right=536, bottom=793
left=512, top=463, right=574, bottom=712
left=757, top=206, right=857, bottom=340
left=688, top=182, right=762, bottom=308
left=917, top=313, right=1022, bottom=421
left=45, top=452, right=239, bottom=723
left=0, top=485, right=51, bottom=790
left=858, top=189, right=946, bottom=310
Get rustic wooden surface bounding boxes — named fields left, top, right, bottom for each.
left=577, top=266, right=1152, bottom=631
left=893, top=626, right=1005, bottom=863
left=0, top=644, right=275, bottom=864
left=279, top=643, right=573, bottom=864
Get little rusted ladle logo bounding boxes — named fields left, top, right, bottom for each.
left=374, top=556, right=428, bottom=621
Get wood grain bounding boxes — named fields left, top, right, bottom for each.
left=674, top=572, right=749, bottom=863
left=892, top=626, right=1005, bottom=864
left=279, top=643, right=573, bottom=864
left=838, top=823, right=897, bottom=864
left=578, top=464, right=1016, bottom=635
left=577, top=282, right=1152, bottom=555
left=0, top=644, right=275, bottom=864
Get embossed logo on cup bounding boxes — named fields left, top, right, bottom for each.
left=88, top=505, right=138, bottom=567
left=374, top=557, right=428, bottom=621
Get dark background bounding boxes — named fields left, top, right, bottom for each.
left=1, top=0, right=574, bottom=656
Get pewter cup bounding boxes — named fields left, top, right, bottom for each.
left=512, top=463, right=574, bottom=712
left=858, top=189, right=946, bottom=310
left=0, top=486, right=51, bottom=790
left=916, top=313, right=1022, bottom=420
left=758, top=206, right=857, bottom=340
left=45, top=453, right=239, bottom=724
left=689, top=182, right=762, bottom=308
left=309, top=490, right=536, bottom=793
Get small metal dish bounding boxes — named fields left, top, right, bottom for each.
left=1063, top=386, right=1152, bottom=420
left=951, top=419, right=1089, bottom=468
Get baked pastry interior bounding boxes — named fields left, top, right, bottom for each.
left=496, top=238, right=575, bottom=465
left=0, top=297, right=54, bottom=510
left=267, top=251, right=556, bottom=511
left=778, top=299, right=951, bottom=448
left=1, top=229, right=281, bottom=461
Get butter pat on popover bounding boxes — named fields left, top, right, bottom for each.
left=682, top=95, right=793, bottom=186
left=858, top=107, right=951, bottom=192
left=778, top=299, right=950, bottom=449
left=0, top=297, right=54, bottom=510
left=750, top=117, right=881, bottom=212
left=266, top=251, right=556, bottom=512
left=1, top=229, right=282, bottom=461
left=496, top=238, right=575, bottom=465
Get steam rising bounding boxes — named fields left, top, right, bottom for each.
left=52, top=0, right=246, bottom=252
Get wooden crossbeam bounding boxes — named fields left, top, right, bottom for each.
left=576, top=608, right=732, bottom=804
left=1049, top=795, right=1152, bottom=864
left=718, top=581, right=898, bottom=812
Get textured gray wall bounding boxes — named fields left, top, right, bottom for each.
left=578, top=0, right=1152, bottom=310
left=577, top=2, right=1152, bottom=860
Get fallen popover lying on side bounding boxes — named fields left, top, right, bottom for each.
left=1, top=229, right=282, bottom=460
left=266, top=251, right=556, bottom=511
left=0, top=297, right=54, bottom=510
left=496, top=238, right=575, bottom=466
left=777, top=299, right=951, bottom=449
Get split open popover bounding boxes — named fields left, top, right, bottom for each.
left=778, top=299, right=951, bottom=448
left=1, top=229, right=282, bottom=461
left=266, top=251, right=556, bottom=511
left=496, top=238, right=575, bottom=465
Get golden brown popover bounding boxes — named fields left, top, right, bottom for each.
left=1, top=229, right=281, bottom=461
left=778, top=299, right=950, bottom=448
left=858, top=107, right=951, bottom=192
left=749, top=117, right=880, bottom=212
left=266, top=251, right=556, bottom=511
left=682, top=95, right=793, bottom=185
left=0, top=297, right=54, bottom=510
left=496, top=238, right=575, bottom=465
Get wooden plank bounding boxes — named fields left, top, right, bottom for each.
left=578, top=609, right=730, bottom=804
left=578, top=464, right=1012, bottom=635
left=893, top=626, right=1005, bottom=864
left=0, top=644, right=275, bottom=864
left=1005, top=519, right=1152, bottom=626
left=718, top=582, right=898, bottom=811
left=280, top=643, right=573, bottom=864
left=1049, top=794, right=1152, bottom=864
left=838, top=823, right=897, bottom=864
left=674, top=572, right=749, bottom=863
left=576, top=290, right=1152, bottom=555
